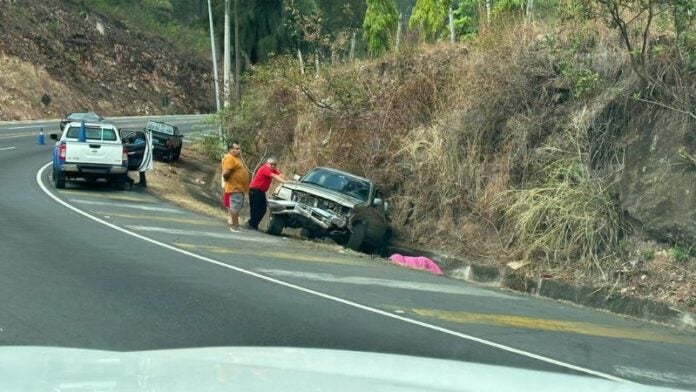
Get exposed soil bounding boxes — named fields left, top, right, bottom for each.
left=0, top=0, right=214, bottom=120
left=139, top=147, right=223, bottom=221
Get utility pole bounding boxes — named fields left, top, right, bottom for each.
left=449, top=5, right=455, bottom=44
left=234, top=0, right=241, bottom=105
left=223, top=0, right=231, bottom=107
left=206, top=0, right=220, bottom=115
left=350, top=32, right=356, bottom=61
left=396, top=13, right=402, bottom=52
left=526, top=0, right=535, bottom=22
left=486, top=0, right=491, bottom=25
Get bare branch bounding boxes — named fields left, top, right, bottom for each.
left=632, top=96, right=696, bottom=120
left=640, top=0, right=654, bottom=60
left=299, top=85, right=335, bottom=111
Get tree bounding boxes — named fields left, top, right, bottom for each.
left=492, top=0, right=526, bottom=15
left=453, top=0, right=482, bottom=38
left=144, top=0, right=174, bottom=21
left=673, top=0, right=696, bottom=64
left=409, top=0, right=452, bottom=41
left=363, top=0, right=400, bottom=56
left=591, top=0, right=663, bottom=82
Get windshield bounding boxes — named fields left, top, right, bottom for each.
left=146, top=121, right=176, bottom=135
left=302, top=168, right=371, bottom=202
left=68, top=113, right=100, bottom=121
left=65, top=126, right=117, bottom=141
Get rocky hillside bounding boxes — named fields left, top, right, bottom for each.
left=0, top=0, right=215, bottom=120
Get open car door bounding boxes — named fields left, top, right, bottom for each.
left=120, top=128, right=154, bottom=173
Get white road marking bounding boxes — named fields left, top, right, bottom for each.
left=7, top=125, right=42, bottom=130
left=70, top=199, right=183, bottom=213
left=0, top=146, right=16, bottom=151
left=256, top=269, right=521, bottom=299
left=36, top=162, right=631, bottom=384
left=0, top=134, right=33, bottom=140
left=614, top=366, right=696, bottom=386
left=125, top=225, right=278, bottom=243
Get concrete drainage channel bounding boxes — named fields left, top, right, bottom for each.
left=385, top=244, right=696, bottom=332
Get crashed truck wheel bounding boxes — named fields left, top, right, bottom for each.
left=300, top=228, right=320, bottom=239
left=345, top=221, right=366, bottom=251
left=266, top=215, right=286, bottom=236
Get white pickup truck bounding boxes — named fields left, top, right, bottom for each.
left=50, top=121, right=131, bottom=190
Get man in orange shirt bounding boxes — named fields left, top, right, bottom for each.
left=222, top=142, right=249, bottom=232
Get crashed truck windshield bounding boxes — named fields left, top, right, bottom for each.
left=302, top=169, right=371, bottom=202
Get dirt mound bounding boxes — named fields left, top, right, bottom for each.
left=0, top=0, right=214, bottom=120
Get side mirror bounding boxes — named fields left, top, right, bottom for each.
left=49, top=133, right=58, bottom=140
left=293, top=174, right=301, bottom=181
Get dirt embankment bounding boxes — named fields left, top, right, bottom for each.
left=0, top=0, right=214, bottom=120
left=213, top=23, right=695, bottom=312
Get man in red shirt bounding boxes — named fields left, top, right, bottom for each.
left=246, top=157, right=289, bottom=230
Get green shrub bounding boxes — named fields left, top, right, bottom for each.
left=642, top=249, right=656, bottom=262
left=562, top=66, right=601, bottom=99
left=672, top=245, right=692, bottom=264
left=193, top=135, right=226, bottom=162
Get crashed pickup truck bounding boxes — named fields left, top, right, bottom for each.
left=267, top=167, right=392, bottom=251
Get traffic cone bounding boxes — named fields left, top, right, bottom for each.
left=36, top=127, right=45, bottom=145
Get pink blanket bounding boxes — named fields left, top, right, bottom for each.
left=389, top=254, right=443, bottom=275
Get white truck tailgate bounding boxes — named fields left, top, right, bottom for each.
left=65, top=142, right=123, bottom=165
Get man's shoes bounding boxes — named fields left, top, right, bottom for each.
left=244, top=222, right=257, bottom=230
left=229, top=225, right=242, bottom=233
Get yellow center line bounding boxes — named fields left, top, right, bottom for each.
left=60, top=190, right=157, bottom=203
left=405, top=308, right=696, bottom=345
left=175, top=243, right=365, bottom=266
left=96, top=212, right=218, bottom=226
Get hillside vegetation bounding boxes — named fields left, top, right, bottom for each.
left=214, top=11, right=695, bottom=310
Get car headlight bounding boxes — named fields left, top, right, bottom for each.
left=275, top=186, right=292, bottom=201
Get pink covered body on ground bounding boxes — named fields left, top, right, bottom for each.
left=388, top=254, right=443, bottom=275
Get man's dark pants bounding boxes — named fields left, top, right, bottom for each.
left=248, top=188, right=267, bottom=230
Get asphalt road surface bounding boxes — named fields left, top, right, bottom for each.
left=1, top=116, right=695, bottom=390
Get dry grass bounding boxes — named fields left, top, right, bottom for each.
left=203, top=20, right=689, bottom=284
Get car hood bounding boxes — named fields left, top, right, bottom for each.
left=0, top=346, right=680, bottom=392
left=283, top=182, right=365, bottom=207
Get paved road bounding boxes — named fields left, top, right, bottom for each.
left=1, top=116, right=695, bottom=390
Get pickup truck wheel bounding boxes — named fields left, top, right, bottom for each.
left=53, top=168, right=66, bottom=189
left=266, top=215, right=286, bottom=236
left=300, top=228, right=319, bottom=239
left=113, top=175, right=126, bottom=191
left=173, top=147, right=181, bottom=162
left=346, top=221, right=366, bottom=251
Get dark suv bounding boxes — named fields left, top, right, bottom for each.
left=60, top=112, right=103, bottom=130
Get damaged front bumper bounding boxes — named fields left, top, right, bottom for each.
left=268, top=199, right=347, bottom=230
